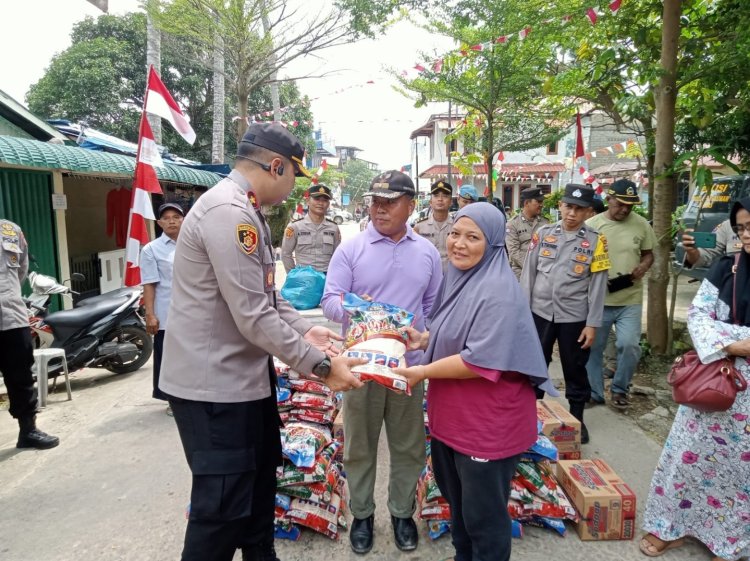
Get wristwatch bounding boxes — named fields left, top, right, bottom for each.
left=312, top=357, right=331, bottom=378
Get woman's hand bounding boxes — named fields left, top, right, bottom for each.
left=392, top=365, right=426, bottom=388
left=725, top=338, right=750, bottom=357
left=401, top=327, right=429, bottom=351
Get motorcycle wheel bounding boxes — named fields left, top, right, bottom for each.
left=103, top=325, right=153, bottom=374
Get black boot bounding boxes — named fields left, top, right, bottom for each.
left=569, top=402, right=589, bottom=445
left=350, top=514, right=374, bottom=554
left=241, top=541, right=279, bottom=561
left=16, top=416, right=60, bottom=450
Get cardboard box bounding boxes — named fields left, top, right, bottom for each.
left=556, top=459, right=636, bottom=541
left=537, top=400, right=581, bottom=448
left=558, top=448, right=582, bottom=460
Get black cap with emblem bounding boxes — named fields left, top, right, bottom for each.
left=560, top=183, right=595, bottom=208
left=364, top=170, right=416, bottom=199
left=238, top=122, right=311, bottom=178
left=520, top=187, right=545, bottom=202
left=307, top=184, right=332, bottom=199
left=430, top=180, right=453, bottom=195
left=607, top=178, right=641, bottom=205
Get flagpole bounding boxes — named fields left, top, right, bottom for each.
left=122, top=66, right=155, bottom=288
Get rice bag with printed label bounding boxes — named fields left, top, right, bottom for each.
left=287, top=493, right=343, bottom=540
left=280, top=423, right=332, bottom=468
left=291, top=392, right=336, bottom=412
left=288, top=408, right=336, bottom=425
left=288, top=378, right=333, bottom=396
left=341, top=293, right=415, bottom=395
left=516, top=461, right=558, bottom=505
left=274, top=524, right=301, bottom=541
left=427, top=519, right=451, bottom=540
left=284, top=462, right=341, bottom=504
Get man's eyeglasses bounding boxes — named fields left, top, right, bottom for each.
left=732, top=223, right=750, bottom=235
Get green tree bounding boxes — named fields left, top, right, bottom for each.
left=341, top=159, right=379, bottom=204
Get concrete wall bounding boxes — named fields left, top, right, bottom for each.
left=63, top=177, right=126, bottom=258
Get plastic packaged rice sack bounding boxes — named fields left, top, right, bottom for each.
left=427, top=519, right=451, bottom=540
left=341, top=293, right=415, bottom=395
left=280, top=423, right=332, bottom=468
left=287, top=492, right=343, bottom=540
left=291, top=392, right=336, bottom=412
left=287, top=378, right=333, bottom=396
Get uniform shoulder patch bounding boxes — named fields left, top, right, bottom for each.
left=528, top=231, right=540, bottom=252
left=284, top=226, right=295, bottom=239
left=325, top=217, right=337, bottom=224
left=590, top=234, right=611, bottom=272
left=237, top=224, right=259, bottom=255
left=416, top=216, right=429, bottom=223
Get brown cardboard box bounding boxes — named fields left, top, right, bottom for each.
left=556, top=459, right=636, bottom=541
left=537, top=400, right=581, bottom=455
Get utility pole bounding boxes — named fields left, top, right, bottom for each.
left=446, top=101, right=452, bottom=187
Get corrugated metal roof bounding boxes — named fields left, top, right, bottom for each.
left=0, top=135, right=220, bottom=187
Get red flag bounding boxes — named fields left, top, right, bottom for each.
left=414, top=64, right=426, bottom=72
left=144, top=66, right=196, bottom=144
left=470, top=44, right=483, bottom=51
left=432, top=59, right=443, bottom=73
left=518, top=27, right=531, bottom=40
left=575, top=112, right=585, bottom=159
left=586, top=8, right=598, bottom=25
left=609, top=0, right=622, bottom=13
left=495, top=35, right=508, bottom=44
left=124, top=115, right=162, bottom=286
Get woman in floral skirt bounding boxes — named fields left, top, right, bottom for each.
left=640, top=198, right=750, bottom=560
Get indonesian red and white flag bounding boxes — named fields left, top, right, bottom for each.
left=144, top=66, right=196, bottom=145
left=124, top=115, right=163, bottom=286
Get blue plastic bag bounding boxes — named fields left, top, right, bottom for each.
left=280, top=266, right=326, bottom=310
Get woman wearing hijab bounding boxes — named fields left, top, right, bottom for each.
left=639, top=198, right=750, bottom=560
left=394, top=203, right=554, bottom=561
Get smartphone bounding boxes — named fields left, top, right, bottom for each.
left=691, top=231, right=717, bottom=249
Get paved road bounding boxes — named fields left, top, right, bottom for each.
left=0, top=220, right=715, bottom=561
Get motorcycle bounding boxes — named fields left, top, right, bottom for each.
left=26, top=272, right=153, bottom=377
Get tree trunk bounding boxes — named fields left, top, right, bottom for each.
left=485, top=117, right=494, bottom=199
left=146, top=4, right=162, bottom=143
left=647, top=0, right=681, bottom=355
left=211, top=32, right=225, bottom=164
left=237, top=87, right=249, bottom=141
left=260, top=0, right=282, bottom=120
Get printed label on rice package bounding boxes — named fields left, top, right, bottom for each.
left=341, top=293, right=415, bottom=395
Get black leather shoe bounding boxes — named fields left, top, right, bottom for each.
left=581, top=422, right=590, bottom=445
left=242, top=542, right=279, bottom=561
left=391, top=515, right=418, bottom=551
left=350, top=515, right=374, bottom=554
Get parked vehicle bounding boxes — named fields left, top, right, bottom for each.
left=26, top=272, right=152, bottom=377
left=327, top=208, right=353, bottom=225
left=674, top=174, right=750, bottom=279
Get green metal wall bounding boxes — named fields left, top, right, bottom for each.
left=0, top=169, right=59, bottom=305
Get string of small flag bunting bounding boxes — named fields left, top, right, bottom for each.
left=408, top=0, right=622, bottom=78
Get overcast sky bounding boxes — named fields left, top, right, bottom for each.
left=1, top=0, right=453, bottom=169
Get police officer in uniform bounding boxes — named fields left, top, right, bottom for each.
left=159, top=123, right=364, bottom=561
left=506, top=186, right=549, bottom=280
left=457, top=185, right=479, bottom=209
left=0, top=219, right=59, bottom=450
left=520, top=184, right=610, bottom=444
left=682, top=218, right=741, bottom=269
left=414, top=180, right=454, bottom=271
left=281, top=184, right=341, bottom=273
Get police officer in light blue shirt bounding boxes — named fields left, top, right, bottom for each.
left=140, top=202, right=184, bottom=412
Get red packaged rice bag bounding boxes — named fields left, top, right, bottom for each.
left=291, top=392, right=336, bottom=411
left=341, top=293, right=415, bottom=395
left=287, top=492, right=343, bottom=540
left=280, top=423, right=332, bottom=468
left=288, top=379, right=332, bottom=396
left=288, top=408, right=336, bottom=425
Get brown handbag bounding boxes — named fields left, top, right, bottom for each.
left=668, top=253, right=748, bottom=412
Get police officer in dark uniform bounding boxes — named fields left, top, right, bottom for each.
left=281, top=184, right=341, bottom=273
left=159, top=123, right=364, bottom=561
left=519, top=184, right=610, bottom=444
left=0, top=219, right=59, bottom=450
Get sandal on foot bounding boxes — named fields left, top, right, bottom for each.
left=612, top=393, right=629, bottom=408
left=639, top=533, right=685, bottom=557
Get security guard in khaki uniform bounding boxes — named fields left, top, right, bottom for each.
left=506, top=187, right=549, bottom=280
left=520, top=184, right=609, bottom=445
left=281, top=184, right=341, bottom=273
left=0, top=219, right=59, bottom=450
left=682, top=218, right=741, bottom=269
left=159, top=123, right=364, bottom=561
left=414, top=180, right=454, bottom=271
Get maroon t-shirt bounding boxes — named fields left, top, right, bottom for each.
left=426, top=360, right=537, bottom=460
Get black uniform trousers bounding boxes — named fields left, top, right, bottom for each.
left=168, top=394, right=281, bottom=561
left=152, top=330, right=167, bottom=401
left=431, top=437, right=520, bottom=561
left=532, top=313, right=592, bottom=404
left=0, top=327, right=38, bottom=420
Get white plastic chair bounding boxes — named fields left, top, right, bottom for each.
left=33, top=349, right=72, bottom=407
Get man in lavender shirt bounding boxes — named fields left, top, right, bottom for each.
left=322, top=171, right=442, bottom=554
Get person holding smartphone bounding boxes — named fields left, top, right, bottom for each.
left=585, top=179, right=656, bottom=409
left=682, top=219, right=741, bottom=269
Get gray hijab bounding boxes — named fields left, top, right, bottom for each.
left=423, top=202, right=556, bottom=394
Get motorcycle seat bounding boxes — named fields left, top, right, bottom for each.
left=77, top=288, right=139, bottom=307
left=45, top=296, right=131, bottom=329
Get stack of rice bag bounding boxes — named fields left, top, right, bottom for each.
left=273, top=358, right=348, bottom=541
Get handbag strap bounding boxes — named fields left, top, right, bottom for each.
left=732, top=252, right=741, bottom=326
